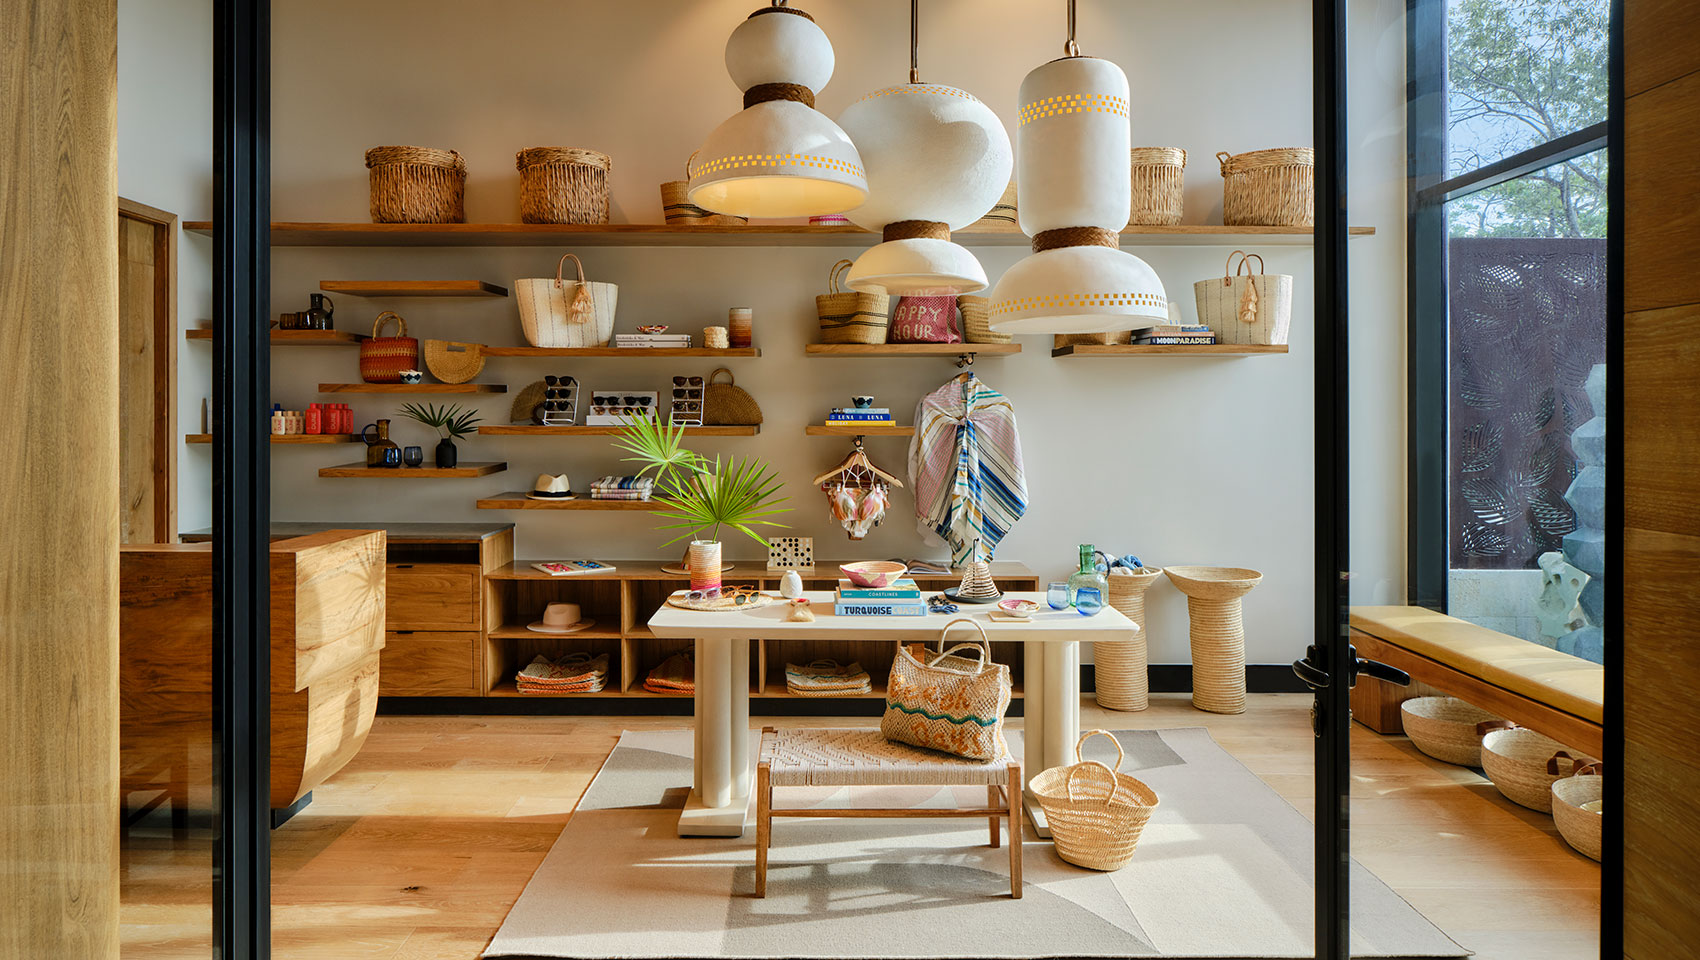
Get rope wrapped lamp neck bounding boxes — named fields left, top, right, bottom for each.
left=1032, top=226, right=1120, bottom=253
left=748, top=4, right=814, bottom=21
left=883, top=220, right=950, bottom=242
left=745, top=83, right=816, bottom=109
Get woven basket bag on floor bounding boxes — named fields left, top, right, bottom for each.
left=1551, top=766, right=1603, bottom=861
left=359, top=311, right=419, bottom=384
left=1128, top=147, right=1186, bottom=226
left=517, top=147, right=611, bottom=225
left=1218, top=147, right=1314, bottom=226
left=1096, top=568, right=1163, bottom=712
left=1479, top=725, right=1597, bottom=812
left=1399, top=696, right=1504, bottom=766
left=423, top=340, right=486, bottom=384
left=816, top=259, right=891, bottom=344
left=882, top=618, right=1012, bottom=762
left=1031, top=730, right=1160, bottom=871
left=514, top=253, right=618, bottom=348
left=365, top=146, right=465, bottom=224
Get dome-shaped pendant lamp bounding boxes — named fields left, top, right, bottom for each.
left=835, top=0, right=1013, bottom=295
left=688, top=1, right=868, bottom=220
left=989, top=0, right=1168, bottom=333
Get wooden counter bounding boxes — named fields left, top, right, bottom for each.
left=120, top=530, right=387, bottom=813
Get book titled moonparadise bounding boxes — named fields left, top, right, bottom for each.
left=833, top=603, right=928, bottom=617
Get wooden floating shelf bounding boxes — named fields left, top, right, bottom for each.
left=319, top=280, right=508, bottom=298
left=805, top=343, right=1021, bottom=357
left=478, top=424, right=759, bottom=437
left=805, top=424, right=916, bottom=437
left=318, top=382, right=507, bottom=394
left=186, top=433, right=360, bottom=444
left=1051, top=343, right=1292, bottom=358
left=480, top=346, right=761, bottom=358
left=486, top=624, right=624, bottom=641
left=476, top=493, right=665, bottom=511
left=185, top=329, right=367, bottom=345
left=319, top=461, right=508, bottom=478
left=183, top=221, right=1377, bottom=248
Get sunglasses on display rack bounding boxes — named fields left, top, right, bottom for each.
left=593, top=395, right=654, bottom=407
left=545, top=375, right=576, bottom=387
left=672, top=376, right=704, bottom=387
left=672, top=387, right=702, bottom=398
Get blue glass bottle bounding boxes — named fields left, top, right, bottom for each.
left=1067, top=543, right=1108, bottom=616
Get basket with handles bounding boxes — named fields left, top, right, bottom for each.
left=1031, top=730, right=1161, bottom=871
left=816, top=259, right=891, bottom=345
left=881, top=617, right=1012, bottom=762
left=1193, top=250, right=1294, bottom=346
left=359, top=311, right=420, bottom=384
left=514, top=253, right=618, bottom=348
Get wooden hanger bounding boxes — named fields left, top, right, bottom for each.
left=813, top=439, right=904, bottom=489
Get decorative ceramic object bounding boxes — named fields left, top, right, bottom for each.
left=839, top=560, right=907, bottom=588
left=1096, top=565, right=1163, bottom=711
left=780, top=569, right=804, bottom=598
left=399, top=369, right=423, bottom=384
left=851, top=395, right=874, bottom=408
left=689, top=540, right=723, bottom=594
left=1163, top=565, right=1263, bottom=714
left=996, top=598, right=1038, bottom=619
left=728, top=307, right=753, bottom=348
left=787, top=598, right=816, bottom=622
left=954, top=545, right=1001, bottom=602
left=636, top=324, right=669, bottom=334
left=434, top=437, right=458, bottom=469
left=704, top=326, right=730, bottom=350
left=767, top=536, right=814, bottom=570
left=402, top=445, right=424, bottom=468
left=1066, top=543, right=1108, bottom=611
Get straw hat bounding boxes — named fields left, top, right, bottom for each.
left=527, top=602, right=595, bottom=635
left=529, top=473, right=574, bottom=500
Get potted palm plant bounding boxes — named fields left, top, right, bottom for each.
left=399, top=402, right=482, bottom=468
left=611, top=416, right=789, bottom=587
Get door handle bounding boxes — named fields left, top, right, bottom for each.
left=1291, top=643, right=1412, bottom=691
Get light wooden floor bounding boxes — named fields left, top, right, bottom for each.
left=119, top=694, right=1600, bottom=959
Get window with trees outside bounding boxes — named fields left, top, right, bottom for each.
left=1407, top=0, right=1609, bottom=663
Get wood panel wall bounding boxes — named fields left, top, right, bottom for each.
left=1623, top=5, right=1700, bottom=957
left=0, top=0, right=120, bottom=957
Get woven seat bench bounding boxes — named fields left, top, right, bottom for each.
left=756, top=727, right=1023, bottom=899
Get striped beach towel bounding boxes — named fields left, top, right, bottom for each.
left=906, top=372, right=1027, bottom=567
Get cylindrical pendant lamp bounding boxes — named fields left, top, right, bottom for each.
left=990, top=4, right=1168, bottom=333
left=688, top=3, right=868, bottom=220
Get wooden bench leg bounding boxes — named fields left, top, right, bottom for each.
left=988, top=785, right=1000, bottom=848
left=755, top=760, right=770, bottom=898
left=1008, top=763, right=1022, bottom=899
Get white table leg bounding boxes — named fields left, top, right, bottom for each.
left=679, top=636, right=755, bottom=837
left=701, top=636, right=732, bottom=808
left=730, top=638, right=750, bottom=787
left=1023, top=643, right=1046, bottom=789
left=1023, top=640, right=1082, bottom=838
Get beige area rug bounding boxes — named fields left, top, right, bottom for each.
left=485, top=728, right=1466, bottom=959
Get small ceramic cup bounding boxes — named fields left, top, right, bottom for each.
left=851, top=395, right=874, bottom=408
left=399, top=369, right=423, bottom=384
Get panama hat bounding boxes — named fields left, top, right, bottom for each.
left=529, top=473, right=574, bottom=500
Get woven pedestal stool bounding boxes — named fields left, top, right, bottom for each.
left=1096, top=567, right=1163, bottom=711
left=1163, top=566, right=1264, bottom=714
left=756, top=727, right=1023, bottom=899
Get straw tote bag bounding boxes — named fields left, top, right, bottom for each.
left=515, top=252, right=618, bottom=348
left=359, top=311, right=420, bottom=383
left=882, top=618, right=1012, bottom=762
left=1192, top=250, right=1294, bottom=346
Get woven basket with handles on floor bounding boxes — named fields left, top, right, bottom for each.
left=1479, top=724, right=1597, bottom=813
left=1399, top=696, right=1504, bottom=766
left=517, top=147, right=611, bottom=225
left=1550, top=764, right=1603, bottom=861
left=1032, top=730, right=1160, bottom=871
left=365, top=145, right=465, bottom=224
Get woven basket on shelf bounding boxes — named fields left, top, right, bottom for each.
left=1551, top=767, right=1603, bottom=861
left=365, top=145, right=465, bottom=224
left=1096, top=568, right=1163, bottom=712
left=1031, top=730, right=1160, bottom=871
left=1129, top=147, right=1186, bottom=226
left=968, top=181, right=1019, bottom=232
left=958, top=296, right=1011, bottom=344
left=358, top=311, right=420, bottom=384
left=1218, top=147, right=1314, bottom=227
left=1480, top=725, right=1597, bottom=813
left=1399, top=696, right=1504, bottom=766
left=517, top=147, right=611, bottom=225
left=661, top=155, right=747, bottom=225
left=423, top=340, right=485, bottom=384
left=816, top=259, right=891, bottom=344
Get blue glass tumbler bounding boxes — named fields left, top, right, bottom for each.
left=1047, top=581, right=1070, bottom=610
left=1075, top=587, right=1105, bottom=617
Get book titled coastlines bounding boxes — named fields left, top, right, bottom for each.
left=834, top=578, right=924, bottom=616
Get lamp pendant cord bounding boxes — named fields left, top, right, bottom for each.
left=1064, top=0, right=1080, bottom=57
left=909, top=0, right=921, bottom=83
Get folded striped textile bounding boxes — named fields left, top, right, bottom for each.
left=590, top=490, right=653, bottom=500
left=643, top=652, right=695, bottom=695
left=516, top=653, right=609, bottom=694
left=590, top=476, right=655, bottom=500
left=785, top=660, right=873, bottom=696
left=907, top=371, right=1028, bottom=567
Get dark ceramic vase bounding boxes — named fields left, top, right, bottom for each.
left=434, top=437, right=458, bottom=469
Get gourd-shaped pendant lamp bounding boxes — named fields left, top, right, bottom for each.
left=688, top=1, right=868, bottom=219
left=834, top=0, right=1013, bottom=294
left=989, top=0, right=1168, bottom=333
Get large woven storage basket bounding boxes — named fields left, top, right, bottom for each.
left=1218, top=147, right=1314, bottom=226
left=1128, top=147, right=1186, bottom=226
left=1399, top=696, right=1504, bottom=766
left=1096, top=568, right=1162, bottom=712
left=1551, top=769, right=1603, bottom=861
left=1031, top=730, right=1160, bottom=871
left=517, top=147, right=611, bottom=225
left=958, top=296, right=1011, bottom=344
left=514, top=253, right=617, bottom=348
left=365, top=146, right=465, bottom=224
left=1480, top=726, right=1597, bottom=812
left=816, top=259, right=891, bottom=344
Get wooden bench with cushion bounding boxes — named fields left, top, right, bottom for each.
left=1349, top=605, right=1604, bottom=758
left=756, top=727, right=1023, bottom=899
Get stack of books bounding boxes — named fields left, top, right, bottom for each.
left=1134, top=324, right=1217, bottom=345
left=613, top=333, right=694, bottom=349
left=834, top=578, right=925, bottom=616
left=825, top=407, right=895, bottom=427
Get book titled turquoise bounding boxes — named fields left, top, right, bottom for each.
left=834, top=603, right=927, bottom=617
left=836, top=578, right=920, bottom=600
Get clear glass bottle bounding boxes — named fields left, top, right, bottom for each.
left=1067, top=543, right=1108, bottom=616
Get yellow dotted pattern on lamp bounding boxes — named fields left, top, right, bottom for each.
left=691, top=153, right=865, bottom=179
left=1017, top=93, right=1130, bottom=126
left=990, top=292, right=1167, bottom=316
left=853, top=84, right=981, bottom=105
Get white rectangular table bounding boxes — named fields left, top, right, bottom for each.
left=646, top=590, right=1138, bottom=838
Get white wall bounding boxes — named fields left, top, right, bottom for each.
left=118, top=0, right=214, bottom=534
left=264, top=0, right=1409, bottom=666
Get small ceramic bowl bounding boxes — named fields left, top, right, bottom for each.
left=997, top=598, right=1039, bottom=618
left=851, top=395, right=874, bottom=408
left=839, top=560, right=907, bottom=588
left=399, top=369, right=423, bottom=384
left=636, top=324, right=669, bottom=334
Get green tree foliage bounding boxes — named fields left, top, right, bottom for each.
left=1446, top=0, right=1608, bottom=238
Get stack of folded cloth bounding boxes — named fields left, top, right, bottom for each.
left=590, top=476, right=655, bottom=501
left=784, top=659, right=872, bottom=697
left=515, top=652, right=609, bottom=694
left=643, top=652, right=695, bottom=695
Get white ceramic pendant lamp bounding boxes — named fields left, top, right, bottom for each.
left=688, top=1, right=868, bottom=220
left=834, top=0, right=1013, bottom=294
left=990, top=0, right=1169, bottom=333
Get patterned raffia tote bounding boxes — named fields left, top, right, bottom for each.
left=882, top=618, right=1012, bottom=761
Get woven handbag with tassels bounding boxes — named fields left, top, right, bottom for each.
left=514, top=252, right=617, bottom=348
